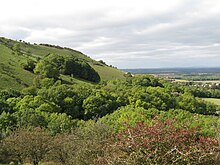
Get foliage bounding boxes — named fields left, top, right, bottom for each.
left=21, top=58, right=36, bottom=72
left=21, top=86, right=38, bottom=96
left=34, top=53, right=100, bottom=82
left=131, top=75, right=163, bottom=87
left=34, top=58, right=60, bottom=79
left=49, top=122, right=113, bottom=165
left=129, top=86, right=174, bottom=111
left=176, top=92, right=217, bottom=115
left=38, top=84, right=83, bottom=118
left=99, top=105, right=160, bottom=131
left=0, top=112, right=16, bottom=139
left=2, top=127, right=53, bottom=165
left=0, top=89, right=20, bottom=101
left=83, top=90, right=119, bottom=118
left=46, top=113, right=73, bottom=135
left=96, top=119, right=220, bottom=165
left=0, top=37, right=124, bottom=90
left=64, top=56, right=100, bottom=82
left=0, top=43, right=220, bottom=165
left=99, top=106, right=219, bottom=136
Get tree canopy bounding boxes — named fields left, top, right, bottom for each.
left=34, top=54, right=100, bottom=82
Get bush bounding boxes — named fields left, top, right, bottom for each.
left=96, top=119, right=220, bottom=164
left=2, top=127, right=53, bottom=165
left=49, top=122, right=113, bottom=165
left=22, top=59, right=36, bottom=72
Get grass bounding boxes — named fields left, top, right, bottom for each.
left=92, top=64, right=125, bottom=80
left=0, top=37, right=125, bottom=89
left=60, top=74, right=95, bottom=86
left=171, top=79, right=220, bottom=84
left=194, top=80, right=220, bottom=84
left=0, top=44, right=35, bottom=90
left=172, top=79, right=188, bottom=82
left=28, top=44, right=92, bottom=61
left=202, top=98, right=220, bottom=106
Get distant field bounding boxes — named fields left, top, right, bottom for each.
left=194, top=80, right=220, bottom=83
left=202, top=98, right=220, bottom=106
left=172, top=79, right=220, bottom=84
left=172, top=79, right=188, bottom=82
left=123, top=68, right=220, bottom=82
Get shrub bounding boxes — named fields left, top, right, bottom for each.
left=22, top=59, right=36, bottom=72
left=2, top=127, right=53, bottom=165
left=49, top=123, right=113, bottom=165
left=96, top=119, right=220, bottom=164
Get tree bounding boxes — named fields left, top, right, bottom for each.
left=34, top=60, right=60, bottom=79
left=176, top=92, right=217, bottom=115
left=0, top=100, right=11, bottom=114
left=0, top=112, right=16, bottom=139
left=0, top=89, right=20, bottom=101
left=33, top=53, right=65, bottom=79
left=131, top=75, right=163, bottom=87
left=38, top=84, right=82, bottom=118
left=129, top=87, right=174, bottom=111
left=64, top=57, right=100, bottom=82
left=22, top=58, right=36, bottom=72
left=47, top=113, right=73, bottom=135
left=82, top=90, right=119, bottom=119
left=11, top=95, right=57, bottom=127
left=34, top=53, right=100, bottom=82
left=99, top=105, right=160, bottom=131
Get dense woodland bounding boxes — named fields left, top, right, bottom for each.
left=0, top=74, right=219, bottom=164
left=0, top=38, right=219, bottom=164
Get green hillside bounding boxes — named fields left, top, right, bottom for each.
left=0, top=37, right=125, bottom=90
left=0, top=39, right=219, bottom=164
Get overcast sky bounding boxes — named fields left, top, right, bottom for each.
left=1, top=0, right=220, bottom=68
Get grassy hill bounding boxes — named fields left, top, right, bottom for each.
left=0, top=37, right=125, bottom=90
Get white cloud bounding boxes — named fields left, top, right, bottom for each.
left=25, top=28, right=75, bottom=43
left=0, top=0, right=220, bottom=68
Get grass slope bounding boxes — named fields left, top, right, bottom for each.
left=202, top=98, right=220, bottom=106
left=0, top=37, right=125, bottom=89
left=92, top=65, right=125, bottom=80
left=0, top=44, right=35, bottom=90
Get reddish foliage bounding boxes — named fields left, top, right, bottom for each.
left=96, top=119, right=219, bottom=164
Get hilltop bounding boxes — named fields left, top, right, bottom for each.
left=0, top=37, right=125, bottom=90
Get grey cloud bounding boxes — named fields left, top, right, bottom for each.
left=1, top=0, right=220, bottom=68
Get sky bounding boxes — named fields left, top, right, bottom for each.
left=1, top=0, right=220, bottom=69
